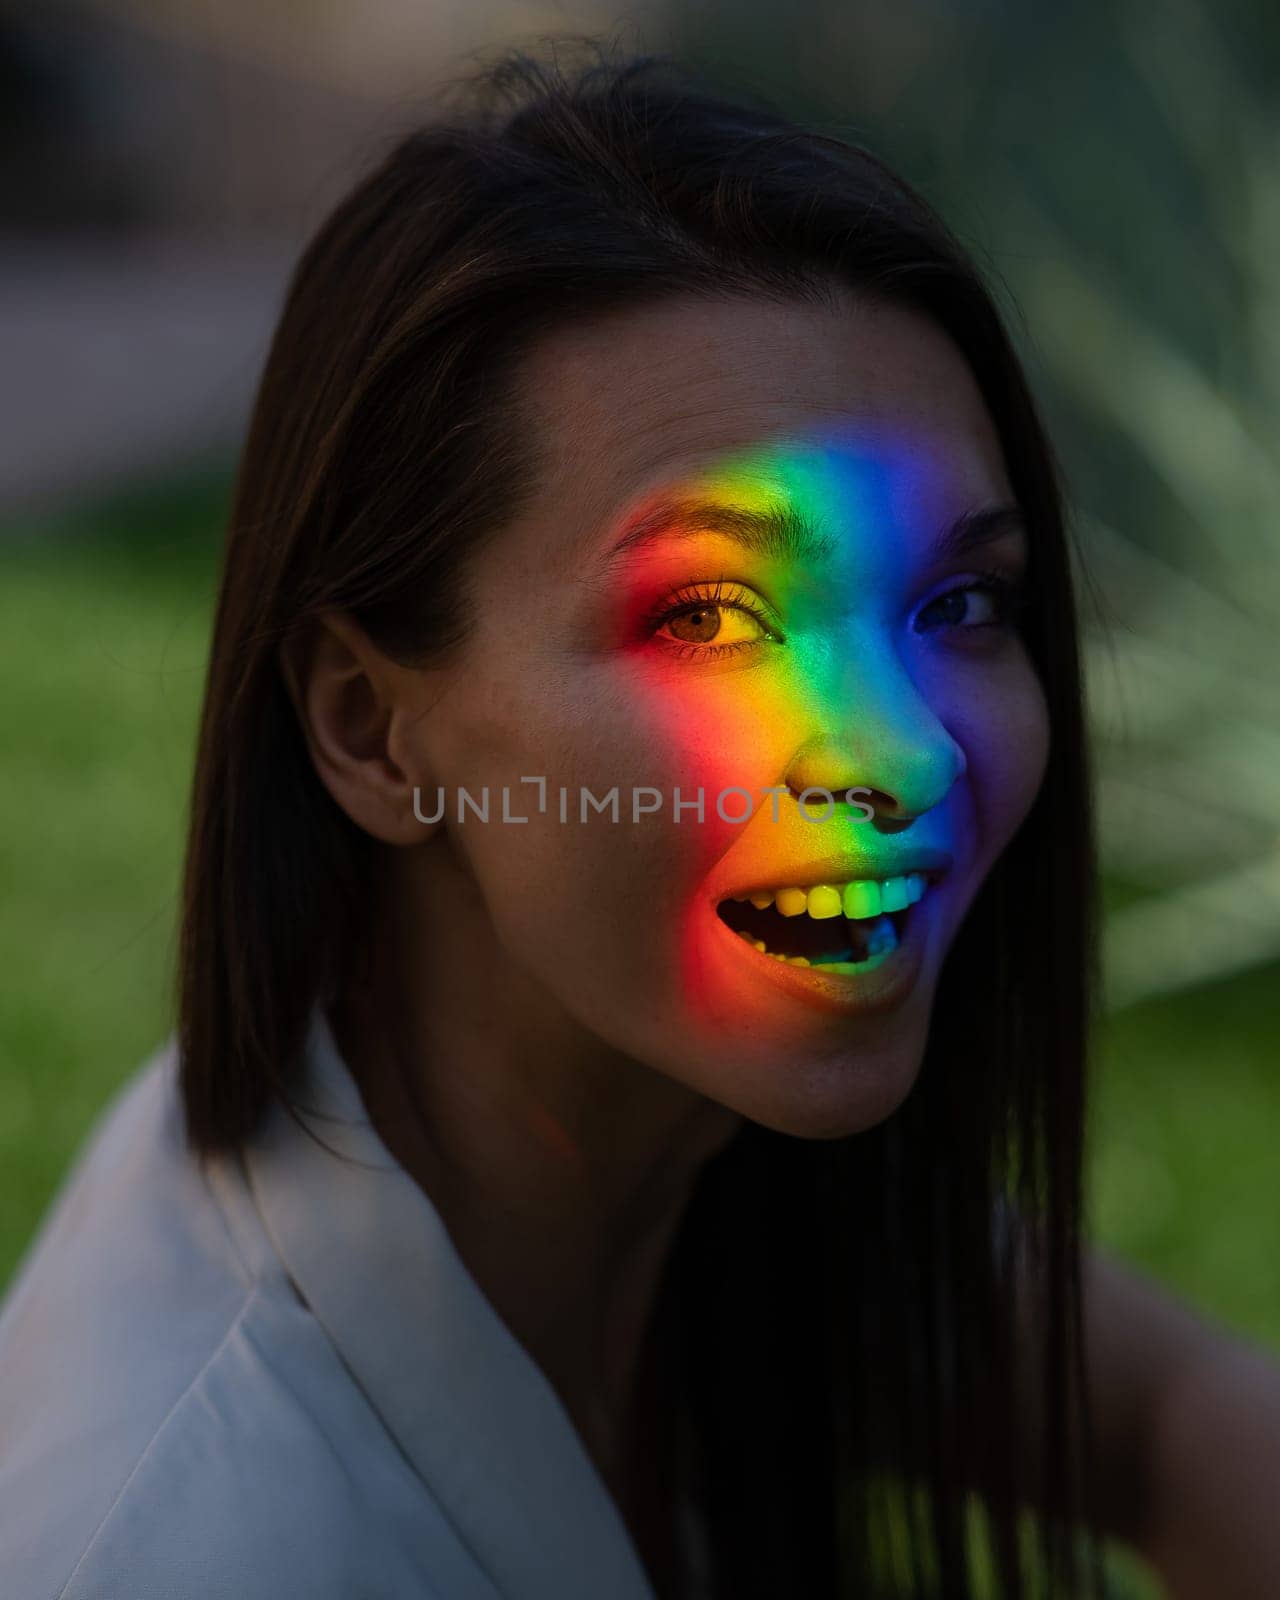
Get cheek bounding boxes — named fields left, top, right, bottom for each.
left=420, top=668, right=714, bottom=963
left=616, top=659, right=802, bottom=789
left=424, top=657, right=820, bottom=1027
left=952, top=658, right=1050, bottom=852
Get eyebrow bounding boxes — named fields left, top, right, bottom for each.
left=603, top=496, right=1028, bottom=568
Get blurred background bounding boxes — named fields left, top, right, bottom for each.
left=1, top=1, right=1276, bottom=1592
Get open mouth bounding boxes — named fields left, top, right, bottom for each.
left=716, top=873, right=932, bottom=975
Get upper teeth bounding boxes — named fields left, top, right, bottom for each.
left=737, top=875, right=928, bottom=921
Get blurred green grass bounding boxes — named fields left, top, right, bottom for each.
left=1, top=469, right=1275, bottom=1598
left=0, top=468, right=228, bottom=1279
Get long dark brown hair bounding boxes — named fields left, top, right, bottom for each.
left=178, top=46, right=1104, bottom=1599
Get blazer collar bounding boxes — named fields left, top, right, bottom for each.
left=242, top=1004, right=657, bottom=1600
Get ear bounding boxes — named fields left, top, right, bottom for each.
left=280, top=611, right=438, bottom=847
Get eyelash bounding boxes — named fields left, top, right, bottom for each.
left=642, top=568, right=1028, bottom=662
left=913, top=569, right=1028, bottom=633
left=642, top=578, right=781, bottom=661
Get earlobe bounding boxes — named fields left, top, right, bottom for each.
left=280, top=612, right=437, bottom=847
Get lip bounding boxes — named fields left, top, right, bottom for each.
left=712, top=892, right=930, bottom=1015
left=711, top=847, right=955, bottom=905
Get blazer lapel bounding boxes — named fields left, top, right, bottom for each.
left=243, top=1006, right=657, bottom=1600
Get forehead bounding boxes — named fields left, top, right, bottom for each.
left=509, top=292, right=1013, bottom=565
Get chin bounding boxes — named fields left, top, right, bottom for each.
left=643, top=1004, right=933, bottom=1143
left=761, top=1036, right=929, bottom=1139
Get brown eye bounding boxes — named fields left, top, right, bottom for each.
left=667, top=604, right=723, bottom=643
left=649, top=588, right=775, bottom=656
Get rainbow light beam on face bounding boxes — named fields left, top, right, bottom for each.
left=610, top=426, right=973, bottom=1026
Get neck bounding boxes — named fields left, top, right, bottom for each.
left=331, top=845, right=741, bottom=1488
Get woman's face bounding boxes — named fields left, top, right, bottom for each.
left=401, top=292, right=1049, bottom=1138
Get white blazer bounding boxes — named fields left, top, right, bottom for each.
left=0, top=1008, right=708, bottom=1598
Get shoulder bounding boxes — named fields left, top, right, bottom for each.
left=0, top=1045, right=452, bottom=1599
left=47, top=1289, right=437, bottom=1599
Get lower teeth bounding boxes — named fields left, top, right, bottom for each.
left=814, top=912, right=899, bottom=971
left=737, top=911, right=901, bottom=972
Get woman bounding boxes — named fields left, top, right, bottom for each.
left=2, top=48, right=1278, bottom=1600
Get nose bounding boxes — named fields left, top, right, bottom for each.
left=783, top=659, right=966, bottom=825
